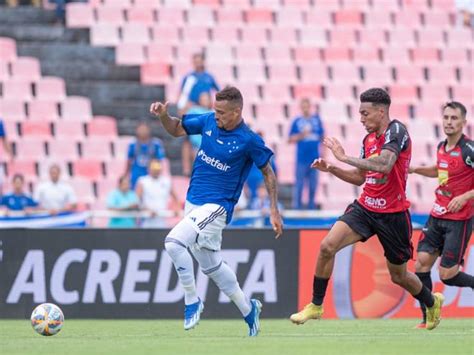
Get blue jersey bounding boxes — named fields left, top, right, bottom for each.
left=182, top=112, right=273, bottom=223
left=181, top=71, right=220, bottom=105
left=0, top=120, right=5, bottom=138
left=289, top=115, right=324, bottom=165
left=127, top=138, right=166, bottom=188
left=1, top=193, right=38, bottom=211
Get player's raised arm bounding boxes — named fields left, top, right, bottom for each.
left=150, top=101, right=187, bottom=137
left=409, top=165, right=438, bottom=177
left=260, top=162, right=283, bottom=239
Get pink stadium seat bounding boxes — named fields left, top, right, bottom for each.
left=275, top=8, right=303, bottom=27
left=54, top=121, right=85, bottom=138
left=81, top=139, right=113, bottom=159
left=393, top=11, right=422, bottom=28
left=422, top=11, right=452, bottom=28
left=95, top=6, right=125, bottom=25
left=427, top=66, right=456, bottom=85
left=194, top=0, right=221, bottom=7
left=390, top=103, right=411, bottom=121
left=389, top=85, right=419, bottom=103
left=264, top=45, right=292, bottom=64
left=10, top=57, right=41, bottom=81
left=352, top=47, right=381, bottom=63
left=298, top=63, right=329, bottom=81
left=237, top=83, right=260, bottom=103
left=358, top=30, right=387, bottom=47
left=104, top=160, right=127, bottom=178
left=0, top=101, right=26, bottom=121
left=235, top=45, right=263, bottom=63
left=261, top=83, right=291, bottom=101
left=146, top=43, right=174, bottom=63
left=395, top=64, right=425, bottom=84
left=28, top=101, right=60, bottom=121
left=382, top=47, right=411, bottom=64
left=334, top=10, right=363, bottom=25
left=102, top=0, right=131, bottom=6
left=205, top=44, right=233, bottom=63
left=112, top=135, right=134, bottom=158
left=172, top=175, right=191, bottom=203
left=294, top=47, right=323, bottom=63
left=90, top=24, right=120, bottom=46
left=0, top=37, right=17, bottom=61
left=116, top=43, right=146, bottom=65
left=216, top=8, right=244, bottom=24
left=181, top=26, right=211, bottom=45
left=2, top=80, right=33, bottom=101
left=430, top=0, right=455, bottom=10
left=127, top=7, right=156, bottom=25
left=66, top=3, right=94, bottom=28
left=325, top=84, right=356, bottom=100
left=411, top=48, right=440, bottom=63
left=326, top=180, right=358, bottom=202
left=207, top=64, right=234, bottom=82
left=417, top=29, right=445, bottom=47
left=415, top=103, right=443, bottom=121
left=240, top=27, right=269, bottom=45
left=267, top=64, right=297, bottom=84
left=364, top=11, right=393, bottom=28
left=447, top=29, right=473, bottom=47
left=47, top=139, right=79, bottom=160
left=0, top=60, right=9, bottom=81
left=245, top=9, right=273, bottom=23
left=35, top=77, right=66, bottom=101
left=299, top=27, right=328, bottom=46
left=330, top=29, right=358, bottom=45
left=323, top=48, right=352, bottom=61
left=21, top=121, right=52, bottom=137
left=292, top=84, right=323, bottom=100
left=158, top=8, right=185, bottom=25
left=442, top=48, right=469, bottom=63
left=458, top=66, right=472, bottom=85
left=61, top=96, right=92, bottom=121
left=363, top=65, right=393, bottom=84
left=121, top=24, right=151, bottom=44
left=187, top=6, right=215, bottom=25
left=70, top=178, right=96, bottom=203
left=255, top=103, right=285, bottom=121
left=318, top=101, right=351, bottom=122
left=8, top=159, right=37, bottom=177
left=331, top=65, right=360, bottom=83
left=253, top=0, right=281, bottom=7
left=3, top=121, right=19, bottom=138
left=87, top=116, right=118, bottom=136
left=15, top=139, right=46, bottom=159
left=409, top=120, right=437, bottom=143
left=268, top=27, right=298, bottom=45
left=140, top=63, right=171, bottom=85
left=388, top=29, right=416, bottom=47
left=305, top=10, right=332, bottom=27
left=73, top=160, right=104, bottom=180
left=452, top=86, right=473, bottom=103
left=236, top=64, right=266, bottom=83
left=211, top=25, right=240, bottom=44
left=151, top=26, right=180, bottom=44
left=161, top=0, right=190, bottom=6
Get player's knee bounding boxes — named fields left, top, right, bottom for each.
left=319, top=240, right=336, bottom=259
left=389, top=271, right=406, bottom=286
left=205, top=262, right=238, bottom=296
left=164, top=238, right=186, bottom=257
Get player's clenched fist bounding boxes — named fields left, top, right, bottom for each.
left=150, top=101, right=169, bottom=118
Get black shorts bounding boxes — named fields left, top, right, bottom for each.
left=339, top=200, right=413, bottom=265
left=417, top=216, right=473, bottom=268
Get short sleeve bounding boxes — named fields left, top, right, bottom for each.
left=127, top=143, right=135, bottom=159
left=382, top=121, right=409, bottom=157
left=249, top=134, right=274, bottom=169
left=0, top=120, right=5, bottom=138
left=289, top=119, right=299, bottom=136
left=181, top=112, right=212, bottom=135
left=461, top=139, right=474, bottom=169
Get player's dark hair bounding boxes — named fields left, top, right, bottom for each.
left=444, top=101, right=467, bottom=118
left=216, top=86, right=243, bottom=109
left=12, top=173, right=24, bottom=182
left=360, top=88, right=391, bottom=107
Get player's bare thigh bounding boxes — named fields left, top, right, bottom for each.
left=415, top=251, right=439, bottom=273
left=320, top=221, right=364, bottom=257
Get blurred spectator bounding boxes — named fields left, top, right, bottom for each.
left=246, top=131, right=277, bottom=207
left=250, top=183, right=283, bottom=213
left=456, top=0, right=474, bottom=27
left=0, top=118, right=13, bottom=195
left=136, top=159, right=180, bottom=228
left=0, top=174, right=38, bottom=214
left=34, top=164, right=77, bottom=215
left=289, top=98, right=325, bottom=210
left=106, top=175, right=139, bottom=228
left=181, top=92, right=213, bottom=176
left=125, top=122, right=166, bottom=189
left=177, top=52, right=220, bottom=116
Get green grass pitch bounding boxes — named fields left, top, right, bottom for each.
left=1, top=319, right=472, bottom=355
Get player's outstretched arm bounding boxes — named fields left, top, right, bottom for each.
left=409, top=165, right=437, bottom=177
left=311, top=158, right=366, bottom=186
left=261, top=162, right=283, bottom=239
left=150, top=101, right=187, bottom=137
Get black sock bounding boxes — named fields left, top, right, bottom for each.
left=415, top=272, right=432, bottom=323
left=414, top=286, right=434, bottom=308
left=312, top=276, right=329, bottom=306
left=442, top=272, right=474, bottom=288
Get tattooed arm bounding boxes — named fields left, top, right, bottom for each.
left=261, top=162, right=283, bottom=238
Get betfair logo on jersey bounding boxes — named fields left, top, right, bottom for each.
left=197, top=149, right=231, bottom=172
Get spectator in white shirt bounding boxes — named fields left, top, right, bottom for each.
left=34, top=164, right=77, bottom=215
left=136, top=159, right=180, bottom=228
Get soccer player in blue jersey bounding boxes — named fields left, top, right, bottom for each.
left=150, top=86, right=283, bottom=337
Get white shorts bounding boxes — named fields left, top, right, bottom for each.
left=184, top=201, right=227, bottom=251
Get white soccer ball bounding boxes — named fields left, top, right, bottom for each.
left=30, top=303, right=64, bottom=336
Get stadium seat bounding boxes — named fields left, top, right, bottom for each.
left=236, top=64, right=267, bottom=83
left=299, top=27, right=328, bottom=46
left=305, top=10, right=332, bottom=27
left=95, top=6, right=125, bottom=25
left=0, top=60, right=9, bottom=81
left=194, top=0, right=221, bottom=7
left=442, top=48, right=469, bottom=63
left=452, top=86, right=473, bottom=103
left=245, top=9, right=274, bottom=23
left=104, top=160, right=126, bottom=178
left=216, top=8, right=244, bottom=24
left=181, top=26, right=211, bottom=45
left=331, top=65, right=361, bottom=84
left=275, top=8, right=303, bottom=27
left=171, top=175, right=191, bottom=203
left=140, top=63, right=171, bottom=85
left=15, top=139, right=46, bottom=159
left=61, top=96, right=93, bottom=121
left=268, top=27, right=298, bottom=45
left=283, top=0, right=311, bottom=7
left=236, top=83, right=260, bottom=103
left=388, top=28, right=416, bottom=47
left=21, top=121, right=52, bottom=137
left=10, top=57, right=41, bottom=81
left=240, top=27, right=269, bottom=45
left=146, top=43, right=174, bottom=63
left=261, top=83, right=292, bottom=101
left=121, top=24, right=151, bottom=44
left=73, top=160, right=104, bottom=180
left=408, top=120, right=437, bottom=143
left=0, top=100, right=26, bottom=121
left=362, top=64, right=393, bottom=84
left=2, top=121, right=19, bottom=138
left=318, top=101, right=351, bottom=122
left=458, top=66, right=472, bottom=85
left=81, top=139, right=113, bottom=159
left=157, top=8, right=185, bottom=25
left=90, top=24, right=120, bottom=46
left=394, top=64, right=425, bottom=84
left=364, top=11, right=393, bottom=28
left=352, top=47, right=381, bottom=64
left=358, top=29, right=388, bottom=47
left=35, top=77, right=67, bottom=101
left=426, top=65, right=456, bottom=85
left=323, top=48, right=352, bottom=62
left=416, top=28, right=445, bottom=47
left=330, top=29, right=358, bottom=46
left=382, top=47, right=411, bottom=64
left=298, top=63, right=329, bottom=81
left=390, top=103, right=411, bottom=122
left=447, top=28, right=473, bottom=48
left=422, top=11, right=452, bottom=28
left=414, top=103, right=444, bottom=121
left=112, top=135, right=134, bottom=159
left=411, top=48, right=440, bottom=63
left=325, top=84, right=356, bottom=100
left=69, top=178, right=96, bottom=203
left=102, top=0, right=132, bottom=6
left=116, top=43, right=146, bottom=65
left=27, top=101, right=60, bottom=121
left=294, top=47, right=323, bottom=63
left=127, top=7, right=156, bottom=25
left=0, top=37, right=17, bottom=61
left=420, top=85, right=450, bottom=102
left=393, top=11, right=422, bottom=28
left=263, top=45, right=292, bottom=64
left=151, top=26, right=180, bottom=44
left=47, top=139, right=80, bottom=160
left=292, top=84, right=323, bottom=100
left=87, top=116, right=118, bottom=136
left=211, top=25, right=240, bottom=44
left=66, top=2, right=94, bottom=28
left=334, top=10, right=363, bottom=25
left=267, top=64, right=297, bottom=84
left=187, top=6, right=215, bottom=25
left=2, top=80, right=33, bottom=101
left=255, top=103, right=286, bottom=122
left=389, top=85, right=419, bottom=103
left=7, top=159, right=37, bottom=177
left=54, top=121, right=85, bottom=138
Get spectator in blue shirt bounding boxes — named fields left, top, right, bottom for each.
left=0, top=174, right=38, bottom=214
left=125, top=122, right=166, bottom=189
left=107, top=175, right=140, bottom=228
left=0, top=118, right=13, bottom=195
left=177, top=52, right=220, bottom=116
left=289, top=98, right=325, bottom=210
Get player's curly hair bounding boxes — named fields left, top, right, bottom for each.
left=444, top=101, right=467, bottom=118
left=360, top=88, right=391, bottom=107
left=216, top=86, right=243, bottom=109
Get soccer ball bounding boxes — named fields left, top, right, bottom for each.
left=30, top=303, right=64, bottom=336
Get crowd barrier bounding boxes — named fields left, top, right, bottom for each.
left=0, top=228, right=472, bottom=319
